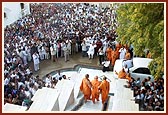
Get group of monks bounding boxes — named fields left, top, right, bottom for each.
left=80, top=74, right=110, bottom=105
left=106, top=43, right=131, bottom=67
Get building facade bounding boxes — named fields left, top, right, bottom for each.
left=3, top=2, right=30, bottom=27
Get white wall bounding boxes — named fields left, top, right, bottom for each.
left=3, top=2, right=30, bottom=27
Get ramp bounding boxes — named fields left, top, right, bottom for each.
left=112, top=99, right=139, bottom=111
left=113, top=79, right=134, bottom=100
left=31, top=88, right=43, bottom=101
left=3, top=103, right=27, bottom=112
left=58, top=80, right=75, bottom=111
left=69, top=73, right=83, bottom=99
left=28, top=87, right=59, bottom=111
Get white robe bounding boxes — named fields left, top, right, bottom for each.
left=32, top=53, right=40, bottom=71
left=87, top=44, right=96, bottom=56
left=119, top=48, right=126, bottom=59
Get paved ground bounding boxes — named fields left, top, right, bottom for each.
left=29, top=52, right=101, bottom=78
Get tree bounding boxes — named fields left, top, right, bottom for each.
left=116, top=3, right=164, bottom=80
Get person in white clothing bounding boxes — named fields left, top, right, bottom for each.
left=53, top=42, right=58, bottom=61
left=119, top=46, right=126, bottom=59
left=66, top=39, right=72, bottom=55
left=27, top=46, right=32, bottom=62
left=63, top=43, right=70, bottom=62
left=102, top=39, right=108, bottom=53
left=38, top=45, right=43, bottom=60
left=55, top=70, right=63, bottom=81
left=102, top=58, right=110, bottom=72
left=22, top=47, right=28, bottom=66
left=98, top=46, right=104, bottom=65
left=32, top=52, right=40, bottom=72
left=45, top=74, right=52, bottom=87
left=50, top=44, right=56, bottom=62
left=41, top=45, right=46, bottom=60
left=87, top=43, right=96, bottom=59
left=81, top=40, right=87, bottom=57
left=61, top=41, right=66, bottom=57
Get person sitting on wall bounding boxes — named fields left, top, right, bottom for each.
left=115, top=68, right=127, bottom=79
left=62, top=75, right=70, bottom=80
left=102, top=58, right=110, bottom=72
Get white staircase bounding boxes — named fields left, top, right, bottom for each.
left=28, top=68, right=139, bottom=112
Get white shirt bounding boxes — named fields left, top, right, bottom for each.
left=98, top=48, right=104, bottom=55
left=119, top=48, right=126, bottom=59
left=55, top=73, right=63, bottom=80
left=4, top=77, right=10, bottom=85
left=102, top=61, right=110, bottom=67
left=81, top=43, right=87, bottom=51
left=32, top=53, right=40, bottom=64
left=87, top=44, right=96, bottom=54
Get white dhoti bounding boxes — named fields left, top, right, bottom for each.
left=87, top=45, right=95, bottom=59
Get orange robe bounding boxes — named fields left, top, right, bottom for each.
left=147, top=53, right=151, bottom=58
left=91, top=79, right=101, bottom=103
left=111, top=50, right=117, bottom=66
left=106, top=47, right=112, bottom=61
left=125, top=52, right=131, bottom=60
left=80, top=78, right=92, bottom=100
left=126, top=74, right=132, bottom=81
left=118, top=70, right=127, bottom=79
left=99, top=80, right=110, bottom=104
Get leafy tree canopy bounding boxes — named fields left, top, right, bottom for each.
left=116, top=3, right=164, bottom=80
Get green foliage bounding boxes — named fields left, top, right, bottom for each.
left=116, top=3, right=164, bottom=80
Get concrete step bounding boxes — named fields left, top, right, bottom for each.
left=112, top=99, right=139, bottom=111
left=113, top=79, right=134, bottom=100
left=78, top=98, right=103, bottom=111
left=3, top=103, right=27, bottom=112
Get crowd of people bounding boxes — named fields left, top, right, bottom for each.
left=124, top=76, right=164, bottom=111
left=114, top=63, right=164, bottom=111
left=4, top=3, right=118, bottom=109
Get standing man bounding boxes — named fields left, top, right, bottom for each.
left=50, top=44, right=56, bottom=62
left=119, top=45, right=126, bottom=59
left=32, top=52, right=40, bottom=72
left=98, top=46, right=104, bottom=65
left=87, top=43, right=96, bottom=59
left=91, top=76, right=101, bottom=104
left=63, top=43, right=70, bottom=62
left=98, top=76, right=110, bottom=105
left=80, top=74, right=92, bottom=103
left=81, top=40, right=87, bottom=57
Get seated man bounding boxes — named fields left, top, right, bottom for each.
left=62, top=75, right=70, bottom=80
left=102, top=59, right=110, bottom=72
left=55, top=70, right=63, bottom=81
left=115, top=68, right=127, bottom=79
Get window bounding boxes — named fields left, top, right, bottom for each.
left=132, top=67, right=151, bottom=75
left=20, top=3, right=24, bottom=9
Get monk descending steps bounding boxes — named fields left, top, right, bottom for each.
left=91, top=76, right=101, bottom=104
left=98, top=76, right=110, bottom=105
left=80, top=74, right=92, bottom=103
